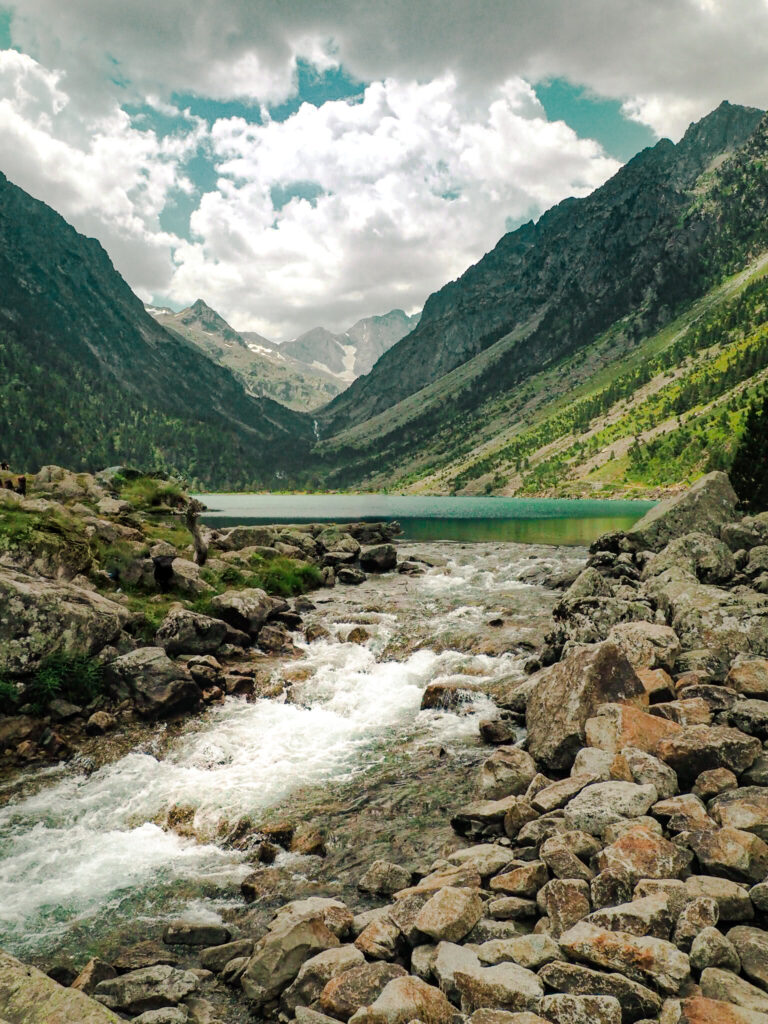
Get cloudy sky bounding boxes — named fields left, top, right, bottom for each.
left=2, top=1, right=767, bottom=341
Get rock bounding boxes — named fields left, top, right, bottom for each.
left=625, top=472, right=739, bottom=552
left=479, top=934, right=561, bottom=970
left=539, top=836, right=595, bottom=883
left=652, top=793, right=715, bottom=833
left=199, top=939, right=254, bottom=973
left=607, top=622, right=682, bottom=672
left=281, top=945, right=365, bottom=1015
left=538, top=994, right=622, bottom=1024
left=71, top=957, right=117, bottom=994
left=162, top=921, right=230, bottom=946
left=586, top=894, right=673, bottom=939
left=655, top=726, right=762, bottom=783
left=209, top=587, right=278, bottom=636
left=532, top=775, right=600, bottom=813
left=563, top=782, right=658, bottom=836
left=750, top=882, right=768, bottom=912
left=673, top=897, right=719, bottom=950
left=104, top=648, right=200, bottom=719
left=348, top=975, right=456, bottom=1024
left=726, top=927, right=768, bottom=991
left=218, top=525, right=277, bottom=551
left=585, top=703, right=681, bottom=755
left=689, top=927, right=741, bottom=972
left=673, top=995, right=768, bottom=1024
left=320, top=963, right=408, bottom=1020
left=360, top=545, right=397, bottom=573
left=85, top=710, right=116, bottom=736
left=241, top=916, right=340, bottom=1006
left=622, top=746, right=679, bottom=798
left=359, top=860, right=413, bottom=896
left=684, top=876, right=754, bottom=922
left=131, top=1009, right=189, bottom=1024
left=591, top=868, right=633, bottom=910
left=693, top=768, right=738, bottom=800
left=558, top=920, right=691, bottom=994
left=93, top=965, right=199, bottom=1013
left=414, top=887, right=484, bottom=943
left=454, top=961, right=544, bottom=1014
left=727, top=658, right=768, bottom=699
left=0, top=567, right=129, bottom=676
left=651, top=698, right=713, bottom=726
left=387, top=893, right=432, bottom=945
left=0, top=949, right=122, bottom=1021
left=709, top=787, right=768, bottom=841
left=541, top=880, right=591, bottom=938
left=538, top=960, right=662, bottom=1022
left=487, top=897, right=539, bottom=920
left=399, top=863, right=482, bottom=897
left=743, top=753, right=768, bottom=786
left=728, top=699, right=768, bottom=739
left=479, top=747, right=537, bottom=799
left=155, top=610, right=226, bottom=655
left=687, top=827, right=768, bottom=884
left=448, top=845, right=517, bottom=879
left=481, top=718, right=521, bottom=745
left=355, top=919, right=401, bottom=961
left=295, top=1010, right=341, bottom=1024
left=643, top=533, right=737, bottom=586
left=111, top=943, right=179, bottom=973
left=526, top=643, right=646, bottom=769
left=451, top=795, right=536, bottom=840
left=637, top=666, right=676, bottom=703
left=468, top=1013, right=541, bottom=1024
left=270, top=898, right=354, bottom=940
left=490, top=861, right=549, bottom=898
left=701, top=968, right=768, bottom=1013
left=434, top=941, right=481, bottom=1002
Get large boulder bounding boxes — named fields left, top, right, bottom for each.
left=0, top=566, right=129, bottom=676
left=348, top=975, right=457, bottom=1024
left=320, top=963, right=408, bottom=1020
left=360, top=545, right=397, bottom=573
left=526, top=642, right=646, bottom=769
left=218, top=525, right=277, bottom=551
left=209, top=587, right=280, bottom=637
left=241, top=916, right=340, bottom=1007
left=0, top=506, right=93, bottom=580
left=625, top=472, right=739, bottom=552
left=538, top=960, right=662, bottom=1022
left=606, top=622, right=681, bottom=672
left=32, top=465, right=106, bottom=502
left=104, top=648, right=201, bottom=718
left=558, top=921, right=690, bottom=994
left=0, top=947, right=121, bottom=1023
left=93, top=965, right=198, bottom=1013
left=643, top=532, right=736, bottom=585
left=154, top=608, right=227, bottom=655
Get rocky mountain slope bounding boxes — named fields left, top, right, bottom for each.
left=313, top=102, right=768, bottom=492
left=148, top=299, right=343, bottom=412
left=281, top=308, right=420, bottom=382
left=0, top=171, right=314, bottom=489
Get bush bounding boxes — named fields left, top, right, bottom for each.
left=121, top=475, right=186, bottom=510
left=0, top=679, right=19, bottom=715
left=25, top=653, right=104, bottom=713
left=730, top=388, right=768, bottom=511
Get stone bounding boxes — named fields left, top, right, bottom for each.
left=625, top=472, right=739, bottom=552
left=414, top=887, right=484, bottom=943
left=434, top=941, right=481, bottom=1002
left=479, top=747, right=538, bottom=799
left=481, top=719, right=521, bottom=745
left=269, top=897, right=354, bottom=939
left=689, top=928, right=741, bottom=973
left=421, top=681, right=484, bottom=710
left=652, top=793, right=716, bottom=833
left=209, top=587, right=277, bottom=636
left=538, top=961, right=662, bottom=1022
left=490, top=861, right=548, bottom=899
left=673, top=898, right=719, bottom=951
left=727, top=658, right=768, bottom=699
left=709, top=788, right=768, bottom=841
left=168, top=558, right=212, bottom=597
left=590, top=868, right=633, bottom=910
left=526, top=643, right=646, bottom=769
left=359, top=860, right=413, bottom=896
left=411, top=944, right=438, bottom=981
left=643, top=533, right=737, bottom=586
left=726, top=927, right=768, bottom=991
left=111, top=943, right=179, bottom=973
left=454, top=962, right=544, bottom=1014
left=655, top=726, right=762, bottom=783
left=319, top=963, right=408, bottom=1020
left=447, top=845, right=517, bottom=878
left=674, top=994, right=768, bottom=1024
left=281, top=945, right=365, bottom=1015
left=585, top=703, right=681, bottom=755
left=687, top=827, right=768, bottom=884
left=541, top=880, right=591, bottom=938
left=451, top=796, right=535, bottom=840
left=155, top=609, right=226, bottom=655
left=199, top=939, right=254, bottom=973
left=586, top=894, right=673, bottom=939
left=622, top=746, right=679, bottom=798
left=487, top=897, right=538, bottom=920
left=0, top=952, right=123, bottom=1024
left=539, top=836, right=595, bottom=883
left=684, top=877, right=754, bottom=922
left=571, top=748, right=631, bottom=782
left=71, top=958, right=117, bottom=994
left=387, top=892, right=431, bottom=945
left=162, top=921, right=230, bottom=947
left=563, top=782, right=658, bottom=836
left=537, top=994, right=622, bottom=1024
left=469, top=1013, right=539, bottom=1024
left=729, top=700, right=768, bottom=739
left=532, top=775, right=600, bottom=813
left=750, top=882, right=768, bottom=912
left=240, top=917, right=340, bottom=1006
left=131, top=1010, right=189, bottom=1024
left=93, top=965, right=199, bottom=1013
left=355, top=919, right=401, bottom=961
left=104, top=648, right=200, bottom=719
left=85, top=710, right=116, bottom=736
left=637, top=667, right=676, bottom=703
left=359, top=545, right=397, bottom=573
left=743, top=753, right=768, bottom=786
left=478, top=934, right=561, bottom=970
left=558, top=921, right=691, bottom=994
left=693, top=769, right=738, bottom=800
left=398, top=863, right=482, bottom=897
left=607, top=622, right=681, bottom=672
left=338, top=566, right=366, bottom=585
left=348, top=975, right=456, bottom=1024
left=466, top=919, right=525, bottom=943
left=651, top=698, right=713, bottom=726
left=701, top=968, right=768, bottom=1014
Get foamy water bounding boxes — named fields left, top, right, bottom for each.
left=0, top=541, right=581, bottom=956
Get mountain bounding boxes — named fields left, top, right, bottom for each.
left=0, top=171, right=313, bottom=489
left=280, top=309, right=420, bottom=382
left=148, top=301, right=342, bottom=412
left=313, top=101, right=768, bottom=491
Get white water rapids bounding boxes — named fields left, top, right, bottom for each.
left=0, top=542, right=584, bottom=959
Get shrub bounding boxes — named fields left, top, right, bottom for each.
left=730, top=388, right=768, bottom=511
left=25, top=653, right=104, bottom=713
left=0, top=679, right=19, bottom=715
left=121, top=475, right=186, bottom=510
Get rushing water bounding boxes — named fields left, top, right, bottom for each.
left=197, top=493, right=654, bottom=545
left=0, top=539, right=590, bottom=961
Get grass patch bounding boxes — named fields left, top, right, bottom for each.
left=23, top=653, right=105, bottom=713
left=120, top=475, right=186, bottom=510
left=0, top=679, right=20, bottom=715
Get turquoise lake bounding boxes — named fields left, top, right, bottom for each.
left=197, top=493, right=654, bottom=545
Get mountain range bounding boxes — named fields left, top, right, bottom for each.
left=3, top=100, right=768, bottom=494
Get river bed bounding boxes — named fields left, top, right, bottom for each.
left=0, top=540, right=585, bottom=969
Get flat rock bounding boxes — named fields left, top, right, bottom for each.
left=607, top=622, right=681, bottom=672
left=563, top=780, right=658, bottom=835
left=489, top=861, right=549, bottom=898
left=689, top=927, right=741, bottom=972
left=454, top=961, right=544, bottom=1015
left=537, top=960, right=662, bottom=1022
left=162, top=921, right=230, bottom=947
left=684, top=876, right=754, bottom=921
left=93, top=965, right=198, bottom=1014
left=434, top=941, right=481, bottom=1002
left=586, top=894, right=673, bottom=939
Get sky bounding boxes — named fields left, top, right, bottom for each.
left=1, top=2, right=767, bottom=342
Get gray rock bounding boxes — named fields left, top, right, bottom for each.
left=538, top=960, right=662, bottom=1022
left=563, top=781, right=658, bottom=835
left=359, top=545, right=397, bottom=573
left=414, top=886, right=484, bottom=943
left=93, top=965, right=199, bottom=1014
left=241, top=916, right=340, bottom=1007
left=672, top=897, right=719, bottom=951
left=538, top=994, right=622, bottom=1024
left=479, top=747, right=537, bottom=799
left=155, top=609, right=226, bottom=655
left=607, top=621, right=681, bottom=671
left=643, top=533, right=736, bottom=585
left=709, top=787, right=768, bottom=841
left=319, top=963, right=408, bottom=1020
left=586, top=894, right=673, bottom=939
left=621, top=747, right=679, bottom=799
left=685, top=876, right=755, bottom=922
left=686, top=827, right=768, bottom=884
left=162, top=920, right=230, bottom=947
left=434, top=940, right=481, bottom=1002
left=454, top=961, right=544, bottom=1014
left=199, top=938, right=253, bottom=973
left=132, top=1011, right=189, bottom=1024
left=104, top=648, right=200, bottom=719
left=655, top=725, right=762, bottom=783
left=728, top=700, right=768, bottom=740
left=337, top=566, right=366, bottom=585
left=447, top=844, right=517, bottom=879
left=626, top=472, right=739, bottom=552
left=726, top=927, right=768, bottom=991
left=209, top=587, right=277, bottom=636
left=689, top=927, right=741, bottom=973
left=700, top=967, right=768, bottom=1014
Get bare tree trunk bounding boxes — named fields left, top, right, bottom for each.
left=185, top=498, right=209, bottom=566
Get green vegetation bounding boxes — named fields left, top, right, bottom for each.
left=730, top=387, right=768, bottom=511
left=15, top=653, right=105, bottom=714
left=119, top=475, right=186, bottom=510
left=0, top=678, right=19, bottom=715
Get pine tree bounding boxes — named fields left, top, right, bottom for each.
left=730, top=389, right=768, bottom=511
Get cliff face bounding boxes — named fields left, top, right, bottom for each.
left=320, top=102, right=764, bottom=435
left=0, top=172, right=312, bottom=487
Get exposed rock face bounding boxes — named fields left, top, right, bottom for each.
left=0, top=948, right=121, bottom=1022
left=0, top=566, right=128, bottom=676
left=526, top=643, right=646, bottom=769
left=626, top=473, right=739, bottom=552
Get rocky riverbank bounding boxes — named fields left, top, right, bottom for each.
left=3, top=471, right=768, bottom=1024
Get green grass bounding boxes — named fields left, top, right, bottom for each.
left=120, top=475, right=186, bottom=510
left=22, top=653, right=105, bottom=714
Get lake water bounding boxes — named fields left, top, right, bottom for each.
left=196, top=493, right=654, bottom=545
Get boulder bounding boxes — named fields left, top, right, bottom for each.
left=434, top=941, right=481, bottom=1002
left=269, top=898, right=354, bottom=940
left=726, top=927, right=768, bottom=991
left=685, top=876, right=755, bottom=922
left=154, top=609, right=226, bottom=655
left=526, top=643, right=646, bottom=770
left=348, top=975, right=456, bottom=1024
left=355, top=919, right=401, bottom=961
left=701, top=968, right=768, bottom=1014
left=537, top=960, right=662, bottom=1022
left=606, top=622, right=681, bottom=672
left=532, top=774, right=600, bottom=814
left=727, top=658, right=768, bottom=699
left=686, top=827, right=768, bottom=885
left=209, top=587, right=277, bottom=636
left=477, top=934, right=561, bottom=970
left=360, top=545, right=397, bottom=573
left=0, top=948, right=122, bottom=1022
left=541, top=880, right=591, bottom=938
left=673, top=995, right=768, bottom=1024
left=282, top=945, right=365, bottom=1015
left=562, top=781, right=658, bottom=835
left=586, top=894, right=673, bottom=939
left=643, top=533, right=736, bottom=585
left=71, top=958, right=117, bottom=995
left=199, top=938, right=254, bottom=973
left=709, top=787, right=768, bottom=840
left=0, top=567, right=129, bottom=676
left=728, top=699, right=768, bottom=739
left=241, top=916, right=340, bottom=1006
left=478, top=747, right=537, bottom=799
left=539, top=835, right=596, bottom=883
left=625, top=472, right=738, bottom=552
left=585, top=704, right=681, bottom=755
left=558, top=921, right=690, bottom=994
left=104, top=648, right=201, bottom=719
left=454, top=961, right=544, bottom=1015
left=358, top=860, right=412, bottom=897
left=655, top=726, right=761, bottom=783
left=489, top=861, right=549, bottom=898
left=320, top=963, right=408, bottom=1020
left=338, top=567, right=367, bottom=585
left=537, top=994, right=622, bottom=1024
left=414, top=887, right=484, bottom=943
left=596, top=826, right=693, bottom=883
left=689, top=927, right=741, bottom=972
left=93, top=965, right=198, bottom=1013
left=218, top=525, right=277, bottom=551
left=672, top=897, right=719, bottom=950
left=447, top=844, right=517, bottom=878
left=162, top=920, right=230, bottom=946
left=622, top=746, right=679, bottom=798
